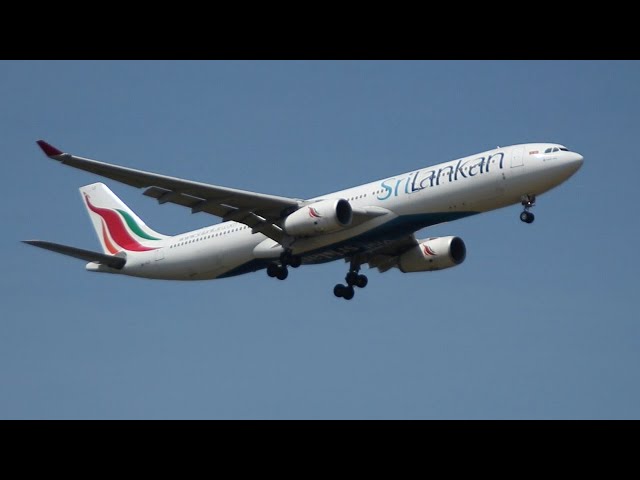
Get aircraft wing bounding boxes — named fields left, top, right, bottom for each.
left=36, top=140, right=302, bottom=243
left=23, top=240, right=126, bottom=269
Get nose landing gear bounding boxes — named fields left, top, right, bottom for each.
left=520, top=194, right=536, bottom=224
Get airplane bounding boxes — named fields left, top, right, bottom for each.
left=24, top=140, right=583, bottom=300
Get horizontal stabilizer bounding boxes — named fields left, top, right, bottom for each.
left=22, top=240, right=126, bottom=269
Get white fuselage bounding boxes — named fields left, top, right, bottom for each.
left=94, top=143, right=583, bottom=280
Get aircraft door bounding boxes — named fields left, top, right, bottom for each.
left=154, top=248, right=165, bottom=262
left=511, top=146, right=525, bottom=168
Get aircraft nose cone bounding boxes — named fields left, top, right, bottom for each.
left=572, top=152, right=584, bottom=170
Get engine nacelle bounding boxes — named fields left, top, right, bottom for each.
left=283, top=199, right=352, bottom=237
left=398, top=236, right=466, bottom=272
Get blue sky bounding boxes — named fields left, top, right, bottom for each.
left=1, top=60, right=638, bottom=419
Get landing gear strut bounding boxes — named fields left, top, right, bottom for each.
left=520, top=194, right=536, bottom=224
left=281, top=251, right=302, bottom=269
left=334, top=260, right=368, bottom=300
left=266, top=250, right=302, bottom=281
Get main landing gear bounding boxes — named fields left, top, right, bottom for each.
left=267, top=251, right=369, bottom=300
left=334, top=262, right=368, bottom=301
left=266, top=250, right=302, bottom=281
left=520, top=194, right=536, bottom=224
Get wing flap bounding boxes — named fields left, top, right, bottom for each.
left=23, top=240, right=126, bottom=269
left=143, top=186, right=235, bottom=217
left=143, top=186, right=285, bottom=242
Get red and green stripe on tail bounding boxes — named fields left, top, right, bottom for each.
left=84, top=193, right=160, bottom=252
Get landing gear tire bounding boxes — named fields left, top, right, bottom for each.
left=281, top=251, right=302, bottom=268
left=345, top=271, right=359, bottom=286
left=520, top=211, right=535, bottom=224
left=268, top=263, right=288, bottom=280
left=355, top=274, right=368, bottom=289
left=342, top=286, right=355, bottom=300
left=276, top=266, right=289, bottom=280
left=345, top=271, right=367, bottom=289
left=267, top=263, right=279, bottom=278
left=334, top=284, right=355, bottom=300
left=520, top=195, right=536, bottom=224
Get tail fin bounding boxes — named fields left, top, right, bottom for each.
left=80, top=183, right=169, bottom=254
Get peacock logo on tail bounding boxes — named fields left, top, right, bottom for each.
left=83, top=193, right=161, bottom=253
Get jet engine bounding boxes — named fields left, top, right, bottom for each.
left=398, top=236, right=466, bottom=272
left=283, top=199, right=352, bottom=237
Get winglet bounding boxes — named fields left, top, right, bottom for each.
left=36, top=140, right=64, bottom=157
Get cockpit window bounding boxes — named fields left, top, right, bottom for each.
left=545, top=146, right=569, bottom=153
